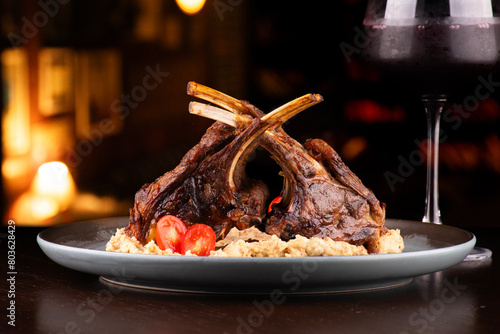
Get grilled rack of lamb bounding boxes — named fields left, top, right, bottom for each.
left=126, top=81, right=387, bottom=254
left=188, top=83, right=387, bottom=253
left=125, top=84, right=318, bottom=243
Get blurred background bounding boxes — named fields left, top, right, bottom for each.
left=1, top=0, right=499, bottom=228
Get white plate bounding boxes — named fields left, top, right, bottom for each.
left=37, top=217, right=475, bottom=294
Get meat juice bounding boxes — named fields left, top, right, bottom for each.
left=362, top=18, right=500, bottom=97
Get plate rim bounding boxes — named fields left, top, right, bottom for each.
left=37, top=216, right=476, bottom=262
left=36, top=217, right=476, bottom=294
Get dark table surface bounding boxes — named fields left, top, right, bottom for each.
left=1, top=224, right=499, bottom=334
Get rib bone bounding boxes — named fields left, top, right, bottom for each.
left=125, top=83, right=323, bottom=243
left=188, top=85, right=387, bottom=253
left=126, top=105, right=284, bottom=242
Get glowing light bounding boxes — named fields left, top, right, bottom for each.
left=31, top=161, right=76, bottom=211
left=30, top=194, right=59, bottom=221
left=10, top=192, right=59, bottom=225
left=175, top=0, right=205, bottom=15
left=1, top=48, right=30, bottom=155
left=2, top=157, right=30, bottom=180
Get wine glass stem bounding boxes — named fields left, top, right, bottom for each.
left=422, top=96, right=445, bottom=225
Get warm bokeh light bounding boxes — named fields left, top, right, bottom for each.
left=31, top=161, right=77, bottom=211
left=175, top=0, right=206, bottom=15
left=2, top=157, right=31, bottom=181
left=11, top=193, right=59, bottom=224
left=1, top=48, right=30, bottom=156
left=11, top=162, right=77, bottom=224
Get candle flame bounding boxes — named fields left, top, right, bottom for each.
left=176, top=0, right=205, bottom=15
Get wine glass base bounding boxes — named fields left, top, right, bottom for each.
left=463, top=247, right=492, bottom=262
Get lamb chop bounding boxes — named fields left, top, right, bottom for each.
left=262, top=132, right=387, bottom=253
left=125, top=83, right=317, bottom=244
left=189, top=84, right=387, bottom=253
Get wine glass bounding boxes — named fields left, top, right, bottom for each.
left=362, top=0, right=498, bottom=260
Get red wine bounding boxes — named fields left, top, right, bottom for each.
left=362, top=18, right=500, bottom=96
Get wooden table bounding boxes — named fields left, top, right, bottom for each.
left=2, top=225, right=499, bottom=334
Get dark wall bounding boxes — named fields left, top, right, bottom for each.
left=1, top=0, right=499, bottom=227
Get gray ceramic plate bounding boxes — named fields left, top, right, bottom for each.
left=37, top=217, right=475, bottom=294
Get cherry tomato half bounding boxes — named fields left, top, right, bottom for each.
left=156, top=215, right=187, bottom=253
left=180, top=224, right=216, bottom=256
left=268, top=196, right=282, bottom=213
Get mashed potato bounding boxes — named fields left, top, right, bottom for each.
left=106, top=226, right=404, bottom=257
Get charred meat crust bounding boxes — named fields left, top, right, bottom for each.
left=125, top=122, right=237, bottom=242
left=125, top=119, right=270, bottom=242
left=263, top=135, right=386, bottom=253
left=126, top=82, right=388, bottom=254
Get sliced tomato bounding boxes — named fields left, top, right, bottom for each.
left=268, top=196, right=282, bottom=213
left=180, top=224, right=216, bottom=256
left=156, top=215, right=187, bottom=253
